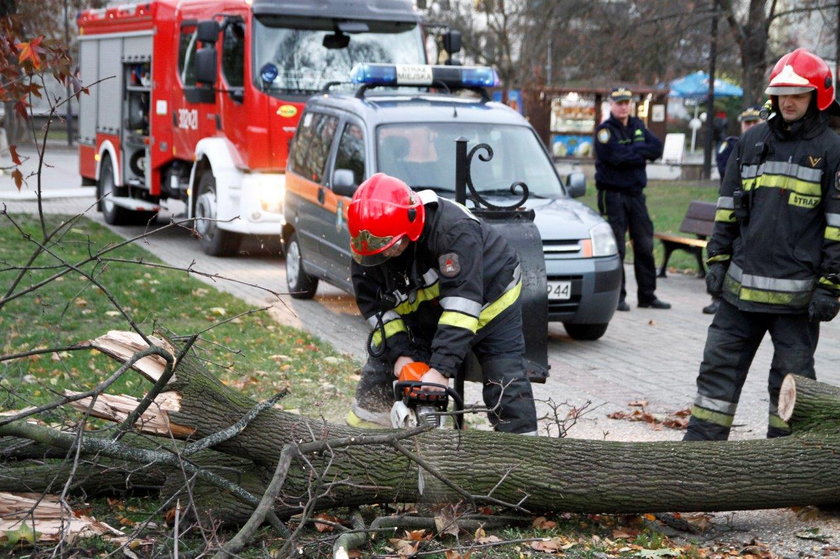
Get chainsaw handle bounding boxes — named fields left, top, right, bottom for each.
left=393, top=381, right=464, bottom=413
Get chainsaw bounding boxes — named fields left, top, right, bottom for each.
left=390, top=361, right=464, bottom=429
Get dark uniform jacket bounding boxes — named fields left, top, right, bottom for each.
left=351, top=191, right=522, bottom=377
left=716, top=135, right=739, bottom=180
left=594, top=114, right=663, bottom=195
left=708, top=112, right=840, bottom=312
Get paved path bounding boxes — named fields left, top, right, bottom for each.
left=4, top=145, right=840, bottom=555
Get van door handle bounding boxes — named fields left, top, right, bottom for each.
left=317, top=187, right=325, bottom=204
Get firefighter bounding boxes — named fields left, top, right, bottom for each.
left=684, top=48, right=840, bottom=441
left=704, top=105, right=763, bottom=315
left=714, top=106, right=762, bottom=184
left=345, top=173, right=538, bottom=435
left=595, top=87, right=669, bottom=311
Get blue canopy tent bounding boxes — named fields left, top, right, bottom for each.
left=668, top=71, right=743, bottom=99
left=667, top=71, right=743, bottom=151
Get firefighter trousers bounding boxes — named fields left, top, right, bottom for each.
left=684, top=299, right=819, bottom=441
left=597, top=189, right=657, bottom=305
left=353, top=301, right=538, bottom=434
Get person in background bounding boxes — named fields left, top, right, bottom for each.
left=594, top=87, right=670, bottom=311
left=684, top=48, right=840, bottom=441
left=703, top=105, right=763, bottom=315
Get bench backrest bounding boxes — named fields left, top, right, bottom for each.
left=680, top=200, right=716, bottom=238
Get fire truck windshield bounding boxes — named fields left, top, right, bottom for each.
left=253, top=16, right=425, bottom=95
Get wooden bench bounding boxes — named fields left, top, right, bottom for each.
left=654, top=200, right=716, bottom=278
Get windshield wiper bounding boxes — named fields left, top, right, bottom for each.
left=410, top=185, right=455, bottom=194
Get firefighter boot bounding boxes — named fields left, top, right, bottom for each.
left=346, top=357, right=393, bottom=429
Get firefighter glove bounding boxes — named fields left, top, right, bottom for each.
left=808, top=287, right=840, bottom=322
left=705, top=262, right=727, bottom=297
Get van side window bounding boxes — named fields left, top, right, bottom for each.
left=334, top=123, right=365, bottom=186
left=290, top=112, right=338, bottom=184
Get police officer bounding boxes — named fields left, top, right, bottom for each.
left=703, top=105, right=763, bottom=315
left=714, top=106, right=762, bottom=184
left=684, top=48, right=840, bottom=441
left=345, top=173, right=538, bottom=435
left=595, top=87, right=669, bottom=311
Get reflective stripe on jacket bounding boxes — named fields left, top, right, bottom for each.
left=707, top=113, right=840, bottom=312
left=352, top=192, right=522, bottom=376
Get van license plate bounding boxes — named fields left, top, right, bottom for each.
left=547, top=280, right=572, bottom=300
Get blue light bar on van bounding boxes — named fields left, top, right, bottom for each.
left=350, top=63, right=499, bottom=89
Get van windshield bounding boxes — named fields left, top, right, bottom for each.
left=253, top=17, right=425, bottom=95
left=376, top=123, right=564, bottom=198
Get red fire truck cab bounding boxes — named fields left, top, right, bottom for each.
left=77, top=0, right=439, bottom=256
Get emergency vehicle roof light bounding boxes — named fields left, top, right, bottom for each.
left=350, top=63, right=499, bottom=100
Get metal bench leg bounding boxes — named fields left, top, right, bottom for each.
left=694, top=248, right=706, bottom=278
left=658, top=242, right=675, bottom=278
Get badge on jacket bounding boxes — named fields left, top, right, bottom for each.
left=597, top=129, right=610, bottom=143
left=439, top=253, right=461, bottom=277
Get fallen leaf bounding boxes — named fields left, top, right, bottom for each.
left=532, top=516, right=557, bottom=530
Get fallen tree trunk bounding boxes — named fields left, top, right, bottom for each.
left=4, top=331, right=840, bottom=522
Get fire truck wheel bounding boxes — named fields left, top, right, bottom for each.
left=285, top=231, right=318, bottom=299
left=98, top=155, right=132, bottom=225
left=195, top=171, right=243, bottom=257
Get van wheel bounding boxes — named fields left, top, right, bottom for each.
left=98, top=156, right=132, bottom=225
left=285, top=232, right=318, bottom=299
left=564, top=323, right=608, bottom=341
left=195, top=171, right=242, bottom=256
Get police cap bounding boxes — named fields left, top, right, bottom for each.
left=609, top=87, right=632, bottom=102
left=738, top=106, right=762, bottom=122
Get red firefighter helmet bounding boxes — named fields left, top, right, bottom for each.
left=348, top=173, right=425, bottom=266
left=765, top=48, right=835, bottom=111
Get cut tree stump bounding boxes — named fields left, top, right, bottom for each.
left=3, top=331, right=840, bottom=526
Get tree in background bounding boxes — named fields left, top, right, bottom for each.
left=425, top=0, right=839, bottom=105
left=0, top=0, right=105, bottom=145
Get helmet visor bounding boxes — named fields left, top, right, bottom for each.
left=765, top=85, right=814, bottom=96
left=350, top=230, right=405, bottom=266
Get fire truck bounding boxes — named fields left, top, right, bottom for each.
left=77, top=0, right=457, bottom=256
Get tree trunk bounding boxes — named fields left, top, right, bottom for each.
left=5, top=332, right=840, bottom=525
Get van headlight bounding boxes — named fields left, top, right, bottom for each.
left=590, top=222, right=618, bottom=256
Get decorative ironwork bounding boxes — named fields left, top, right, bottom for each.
left=454, top=138, right=529, bottom=211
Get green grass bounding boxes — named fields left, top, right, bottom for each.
left=578, top=180, right=720, bottom=275
left=0, top=214, right=359, bottom=423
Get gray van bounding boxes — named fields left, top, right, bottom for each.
left=283, top=64, right=621, bottom=340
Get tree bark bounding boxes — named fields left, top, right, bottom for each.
left=5, top=333, right=840, bottom=524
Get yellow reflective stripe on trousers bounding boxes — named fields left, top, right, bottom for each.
left=690, top=405, right=734, bottom=427
left=768, top=413, right=790, bottom=431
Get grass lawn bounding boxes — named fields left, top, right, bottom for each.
left=0, top=214, right=360, bottom=425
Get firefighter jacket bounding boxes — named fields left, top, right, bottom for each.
left=351, top=191, right=522, bottom=377
left=707, top=111, right=840, bottom=312
left=594, top=114, right=663, bottom=195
